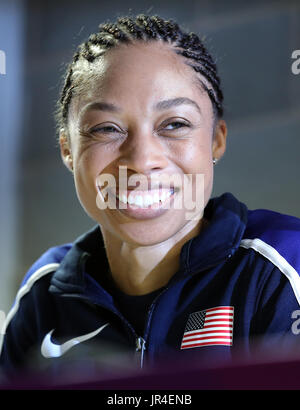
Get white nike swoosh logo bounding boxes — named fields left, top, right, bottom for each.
left=41, top=323, right=109, bottom=358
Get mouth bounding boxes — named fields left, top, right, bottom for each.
left=117, top=187, right=175, bottom=207
left=100, top=187, right=179, bottom=220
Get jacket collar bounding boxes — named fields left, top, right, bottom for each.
left=179, top=192, right=248, bottom=275
left=49, top=192, right=248, bottom=296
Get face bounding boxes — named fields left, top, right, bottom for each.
left=60, top=41, right=227, bottom=246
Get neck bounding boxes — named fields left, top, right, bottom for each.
left=100, top=218, right=207, bottom=295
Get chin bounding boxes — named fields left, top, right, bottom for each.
left=121, top=228, right=181, bottom=247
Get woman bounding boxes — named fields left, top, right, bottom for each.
left=1, top=14, right=300, bottom=382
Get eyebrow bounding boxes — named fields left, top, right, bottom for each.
left=81, top=97, right=202, bottom=116
left=81, top=101, right=121, bottom=115
left=154, top=97, right=202, bottom=115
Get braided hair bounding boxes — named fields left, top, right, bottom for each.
left=55, top=14, right=224, bottom=136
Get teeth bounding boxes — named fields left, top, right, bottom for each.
left=152, top=192, right=159, bottom=204
left=121, top=194, right=128, bottom=204
left=117, top=189, right=173, bottom=207
left=135, top=195, right=143, bottom=207
left=144, top=194, right=154, bottom=207
left=127, top=195, right=135, bottom=205
left=160, top=191, right=167, bottom=202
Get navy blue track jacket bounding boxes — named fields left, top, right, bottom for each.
left=1, top=192, right=300, bottom=379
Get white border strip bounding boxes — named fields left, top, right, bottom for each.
left=240, top=238, right=300, bottom=305
left=0, top=263, right=59, bottom=354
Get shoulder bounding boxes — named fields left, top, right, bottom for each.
left=7, top=244, right=72, bottom=323
left=244, top=208, right=300, bottom=242
left=0, top=243, right=72, bottom=353
left=12, top=224, right=101, bottom=307
left=20, top=243, right=72, bottom=289
left=241, top=208, right=300, bottom=303
left=15, top=242, right=72, bottom=291
left=242, top=208, right=300, bottom=268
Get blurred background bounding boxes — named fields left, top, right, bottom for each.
left=0, top=0, right=299, bottom=315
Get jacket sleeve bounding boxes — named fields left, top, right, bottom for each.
left=242, top=210, right=300, bottom=357
left=0, top=247, right=65, bottom=381
left=0, top=288, right=39, bottom=376
left=250, top=265, right=300, bottom=358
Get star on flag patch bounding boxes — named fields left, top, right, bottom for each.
left=180, top=306, right=234, bottom=349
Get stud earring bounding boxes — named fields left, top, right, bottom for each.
left=67, top=154, right=73, bottom=170
left=213, top=157, right=218, bottom=165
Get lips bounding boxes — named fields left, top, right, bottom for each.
left=96, top=184, right=178, bottom=220
left=96, top=175, right=182, bottom=219
left=117, top=188, right=175, bottom=208
left=115, top=188, right=177, bottom=220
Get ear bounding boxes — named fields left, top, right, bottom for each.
left=212, top=119, right=227, bottom=161
left=59, top=128, right=73, bottom=173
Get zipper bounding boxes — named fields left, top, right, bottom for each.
left=61, top=254, right=232, bottom=369
left=62, top=294, right=146, bottom=366
left=82, top=282, right=170, bottom=369
left=137, top=258, right=232, bottom=363
left=135, top=336, right=146, bottom=368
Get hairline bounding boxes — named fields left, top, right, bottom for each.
left=59, top=38, right=220, bottom=141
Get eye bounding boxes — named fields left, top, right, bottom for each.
left=90, top=125, right=120, bottom=134
left=79, top=123, right=126, bottom=143
left=158, top=119, right=191, bottom=137
left=164, top=121, right=187, bottom=130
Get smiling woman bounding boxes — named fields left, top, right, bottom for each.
left=1, top=14, right=300, bottom=386
left=59, top=35, right=227, bottom=295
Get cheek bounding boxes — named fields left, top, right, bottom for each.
left=74, top=143, right=110, bottom=178
left=176, top=136, right=214, bottom=206
left=175, top=136, right=213, bottom=175
left=73, top=146, right=107, bottom=202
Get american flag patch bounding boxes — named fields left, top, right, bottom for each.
left=180, top=306, right=234, bottom=349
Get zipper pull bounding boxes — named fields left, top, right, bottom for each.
left=135, top=337, right=146, bottom=368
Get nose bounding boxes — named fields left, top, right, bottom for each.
left=118, top=129, right=169, bottom=175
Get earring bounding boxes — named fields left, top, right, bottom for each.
left=213, top=157, right=218, bottom=165
left=67, top=154, right=73, bottom=170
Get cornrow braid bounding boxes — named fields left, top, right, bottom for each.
left=55, top=14, right=224, bottom=137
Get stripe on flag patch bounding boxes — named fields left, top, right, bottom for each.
left=180, top=306, right=234, bottom=349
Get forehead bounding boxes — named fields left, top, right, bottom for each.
left=70, top=41, right=209, bottom=121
